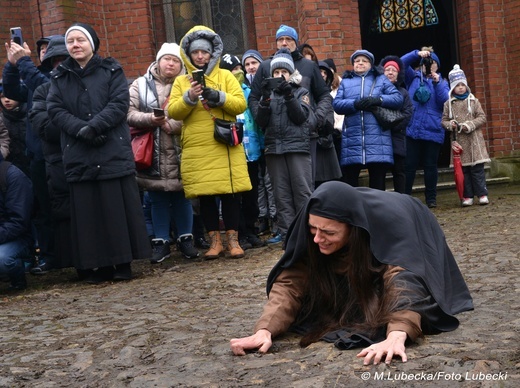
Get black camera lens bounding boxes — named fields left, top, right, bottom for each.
left=422, top=57, right=433, bottom=75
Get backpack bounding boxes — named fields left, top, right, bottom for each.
left=0, top=161, right=12, bottom=193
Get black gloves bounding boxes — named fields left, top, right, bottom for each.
left=201, top=87, right=220, bottom=103
left=76, top=125, right=96, bottom=142
left=76, top=126, right=107, bottom=146
left=260, top=79, right=272, bottom=102
left=91, top=135, right=108, bottom=147
left=276, top=80, right=293, bottom=99
left=354, top=96, right=382, bottom=110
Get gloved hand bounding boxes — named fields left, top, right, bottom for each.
left=354, top=96, right=382, bottom=110
left=76, top=125, right=96, bottom=142
left=201, top=87, right=220, bottom=103
left=90, top=135, right=108, bottom=147
left=276, top=80, right=293, bottom=99
left=260, top=79, right=272, bottom=102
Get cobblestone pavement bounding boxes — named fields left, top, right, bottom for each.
left=1, top=184, right=519, bottom=388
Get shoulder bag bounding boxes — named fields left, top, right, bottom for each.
left=197, top=85, right=243, bottom=147
left=131, top=129, right=153, bottom=170
left=130, top=97, right=168, bottom=170
left=367, top=77, right=407, bottom=130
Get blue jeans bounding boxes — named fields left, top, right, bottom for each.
left=0, top=239, right=32, bottom=286
left=405, top=137, right=442, bottom=204
left=148, top=191, right=193, bottom=241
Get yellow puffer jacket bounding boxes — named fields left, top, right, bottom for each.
left=168, top=25, right=251, bottom=198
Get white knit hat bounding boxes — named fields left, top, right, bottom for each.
left=447, top=64, right=473, bottom=118
left=448, top=64, right=471, bottom=95
left=156, top=43, right=183, bottom=64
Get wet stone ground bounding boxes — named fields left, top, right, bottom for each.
left=1, top=184, right=519, bottom=387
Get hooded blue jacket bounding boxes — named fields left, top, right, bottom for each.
left=401, top=50, right=449, bottom=144
left=333, top=67, right=403, bottom=166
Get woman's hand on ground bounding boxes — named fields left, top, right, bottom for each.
left=230, top=329, right=273, bottom=356
left=356, top=330, right=408, bottom=365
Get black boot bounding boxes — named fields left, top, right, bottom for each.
left=113, top=263, right=132, bottom=281
left=193, top=214, right=210, bottom=249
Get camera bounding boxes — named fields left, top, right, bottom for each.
left=265, top=77, right=283, bottom=90
left=422, top=57, right=433, bottom=76
left=10, top=27, right=23, bottom=46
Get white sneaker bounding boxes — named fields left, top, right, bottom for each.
left=461, top=198, right=474, bottom=207
left=479, top=195, right=489, bottom=205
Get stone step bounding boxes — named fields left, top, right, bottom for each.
left=358, top=166, right=511, bottom=193
left=409, top=176, right=510, bottom=193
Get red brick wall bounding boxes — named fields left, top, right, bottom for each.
left=295, top=0, right=360, bottom=73
left=503, top=0, right=520, bottom=156
left=250, top=0, right=299, bottom=55
left=456, top=0, right=520, bottom=158
left=249, top=0, right=359, bottom=73
left=4, top=0, right=155, bottom=77
left=1, top=0, right=518, bottom=158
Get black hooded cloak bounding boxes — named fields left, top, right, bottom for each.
left=266, top=181, right=473, bottom=347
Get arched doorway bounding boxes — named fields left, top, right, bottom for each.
left=359, top=0, right=458, bottom=167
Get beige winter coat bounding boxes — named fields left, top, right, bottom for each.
left=441, top=94, right=490, bottom=167
left=128, top=63, right=184, bottom=191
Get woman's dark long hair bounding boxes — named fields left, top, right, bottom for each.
left=298, top=225, right=408, bottom=347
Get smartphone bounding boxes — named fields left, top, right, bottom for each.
left=192, top=70, right=206, bottom=87
left=153, top=108, right=165, bottom=117
left=10, top=27, right=23, bottom=46
left=265, top=76, right=282, bottom=90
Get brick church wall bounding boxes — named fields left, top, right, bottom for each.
left=2, top=0, right=518, bottom=158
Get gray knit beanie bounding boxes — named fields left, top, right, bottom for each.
left=189, top=38, right=213, bottom=54
left=270, top=48, right=294, bottom=75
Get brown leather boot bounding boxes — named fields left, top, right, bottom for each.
left=204, top=231, right=223, bottom=260
left=225, top=230, right=245, bottom=258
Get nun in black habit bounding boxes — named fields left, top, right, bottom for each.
left=231, top=181, right=473, bottom=364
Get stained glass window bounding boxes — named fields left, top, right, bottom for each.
left=151, top=0, right=247, bottom=54
left=370, top=0, right=439, bottom=34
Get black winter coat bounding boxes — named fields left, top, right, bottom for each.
left=253, top=83, right=314, bottom=155
left=1, top=106, right=30, bottom=176
left=46, top=55, right=134, bottom=183
left=30, top=82, right=70, bottom=221
left=378, top=55, right=414, bottom=158
left=249, top=50, right=332, bottom=138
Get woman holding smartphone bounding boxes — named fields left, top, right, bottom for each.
left=46, top=23, right=151, bottom=283
left=127, top=43, right=199, bottom=263
left=168, top=25, right=250, bottom=260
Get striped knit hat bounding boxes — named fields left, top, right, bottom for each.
left=270, top=48, right=294, bottom=75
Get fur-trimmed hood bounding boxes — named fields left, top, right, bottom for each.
left=179, top=25, right=223, bottom=76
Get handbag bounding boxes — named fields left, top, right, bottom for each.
left=213, top=118, right=244, bottom=146
left=131, top=129, right=153, bottom=170
left=366, top=77, right=406, bottom=130
left=369, top=105, right=407, bottom=130
left=197, top=87, right=243, bottom=147
left=129, top=96, right=169, bottom=170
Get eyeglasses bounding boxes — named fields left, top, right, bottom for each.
left=276, top=37, right=295, bottom=43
